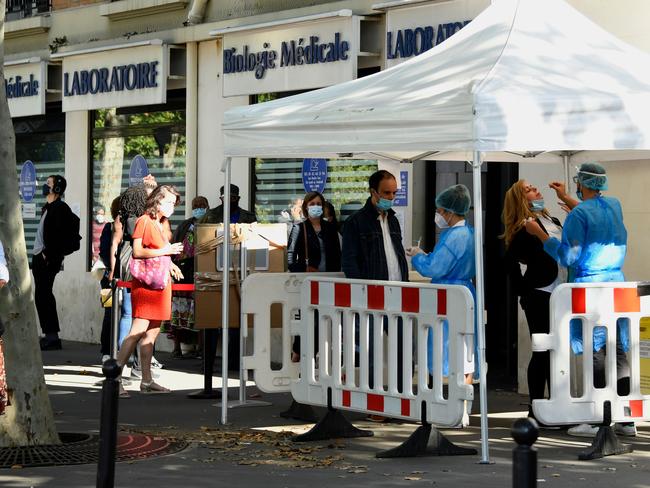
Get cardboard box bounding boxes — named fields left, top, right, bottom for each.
left=194, top=286, right=241, bottom=329
left=193, top=224, right=287, bottom=328
left=195, top=223, right=287, bottom=275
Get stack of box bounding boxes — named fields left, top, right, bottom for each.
left=194, top=223, right=287, bottom=328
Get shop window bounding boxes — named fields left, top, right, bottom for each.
left=14, top=109, right=65, bottom=264
left=253, top=157, right=378, bottom=225
left=251, top=93, right=377, bottom=226
left=90, top=96, right=186, bottom=267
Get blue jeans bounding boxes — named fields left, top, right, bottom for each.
left=118, top=290, right=132, bottom=348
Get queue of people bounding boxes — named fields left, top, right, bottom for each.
left=29, top=162, right=633, bottom=430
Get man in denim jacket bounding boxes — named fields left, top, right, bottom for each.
left=342, top=170, right=408, bottom=412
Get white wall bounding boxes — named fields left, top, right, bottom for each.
left=569, top=0, right=650, bottom=51
left=601, top=160, right=650, bottom=281
left=55, top=110, right=104, bottom=346
left=197, top=39, right=250, bottom=210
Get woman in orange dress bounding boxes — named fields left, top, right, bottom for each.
left=117, top=185, right=183, bottom=394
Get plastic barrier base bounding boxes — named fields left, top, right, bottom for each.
left=280, top=400, right=319, bottom=423
left=292, top=408, right=373, bottom=442
left=578, top=426, right=633, bottom=461
left=376, top=424, right=477, bottom=458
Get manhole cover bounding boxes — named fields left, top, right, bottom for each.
left=0, top=432, right=187, bottom=469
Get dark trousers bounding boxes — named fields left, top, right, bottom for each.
left=100, top=306, right=111, bottom=356
left=521, top=290, right=551, bottom=403
left=205, top=328, right=241, bottom=371
left=593, top=334, right=630, bottom=395
left=32, top=252, right=62, bottom=335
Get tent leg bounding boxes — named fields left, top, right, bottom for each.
left=472, top=151, right=491, bottom=464
left=220, top=157, right=232, bottom=425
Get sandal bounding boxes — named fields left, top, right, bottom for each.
left=140, top=381, right=171, bottom=394
left=119, top=382, right=130, bottom=399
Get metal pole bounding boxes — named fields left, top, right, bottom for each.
left=96, top=359, right=120, bottom=488
left=110, top=280, right=120, bottom=359
left=511, top=418, right=539, bottom=488
left=239, top=239, right=247, bottom=404
left=563, top=153, right=570, bottom=195
left=221, top=157, right=232, bottom=425
left=472, top=151, right=490, bottom=463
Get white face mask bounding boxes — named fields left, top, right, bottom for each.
left=95, top=215, right=106, bottom=224
left=160, top=201, right=175, bottom=218
left=435, top=212, right=449, bottom=229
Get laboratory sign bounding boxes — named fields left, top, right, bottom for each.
left=384, top=0, right=489, bottom=68
left=222, top=17, right=357, bottom=96
left=62, top=44, right=168, bottom=112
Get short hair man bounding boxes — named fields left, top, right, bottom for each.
left=342, top=169, right=408, bottom=281
left=200, top=184, right=257, bottom=224
left=33, top=175, right=74, bottom=350
left=342, top=170, right=408, bottom=408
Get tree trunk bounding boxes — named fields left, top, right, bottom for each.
left=0, top=4, right=60, bottom=447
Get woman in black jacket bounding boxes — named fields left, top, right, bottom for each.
left=287, top=191, right=341, bottom=273
left=502, top=180, right=566, bottom=420
left=287, top=192, right=341, bottom=363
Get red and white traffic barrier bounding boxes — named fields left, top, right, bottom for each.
left=532, top=282, right=650, bottom=425
left=292, top=277, right=475, bottom=427
left=240, top=272, right=343, bottom=393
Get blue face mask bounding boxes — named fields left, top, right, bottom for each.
left=530, top=199, right=545, bottom=211
left=192, top=208, right=207, bottom=219
left=307, top=205, right=323, bottom=218
left=576, top=185, right=583, bottom=201
left=376, top=198, right=393, bottom=212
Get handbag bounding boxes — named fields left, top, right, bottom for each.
left=100, top=288, right=113, bottom=308
left=303, top=223, right=319, bottom=273
left=129, top=255, right=172, bottom=290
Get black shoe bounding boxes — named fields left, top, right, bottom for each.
left=40, top=338, right=62, bottom=351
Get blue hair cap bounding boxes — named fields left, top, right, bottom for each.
left=577, top=162, right=608, bottom=191
left=435, top=184, right=471, bottom=216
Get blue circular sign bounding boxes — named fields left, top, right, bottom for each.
left=129, top=155, right=149, bottom=187
left=302, top=158, right=328, bottom=193
left=19, top=160, right=37, bottom=202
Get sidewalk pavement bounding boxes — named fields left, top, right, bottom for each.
left=1, top=340, right=649, bottom=488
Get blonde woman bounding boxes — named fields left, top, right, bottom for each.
left=502, top=180, right=565, bottom=424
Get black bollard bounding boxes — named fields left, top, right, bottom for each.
left=96, top=359, right=120, bottom=488
left=511, top=417, right=539, bottom=488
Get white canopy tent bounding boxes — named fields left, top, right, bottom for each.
left=218, top=0, right=650, bottom=462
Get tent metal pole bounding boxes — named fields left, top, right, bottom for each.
left=563, top=153, right=570, bottom=194
left=221, top=157, right=232, bottom=425
left=472, top=151, right=490, bottom=464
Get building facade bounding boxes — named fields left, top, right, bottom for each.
left=5, top=0, right=650, bottom=387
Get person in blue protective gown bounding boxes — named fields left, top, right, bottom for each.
left=525, top=162, right=635, bottom=438
left=406, top=184, right=475, bottom=427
